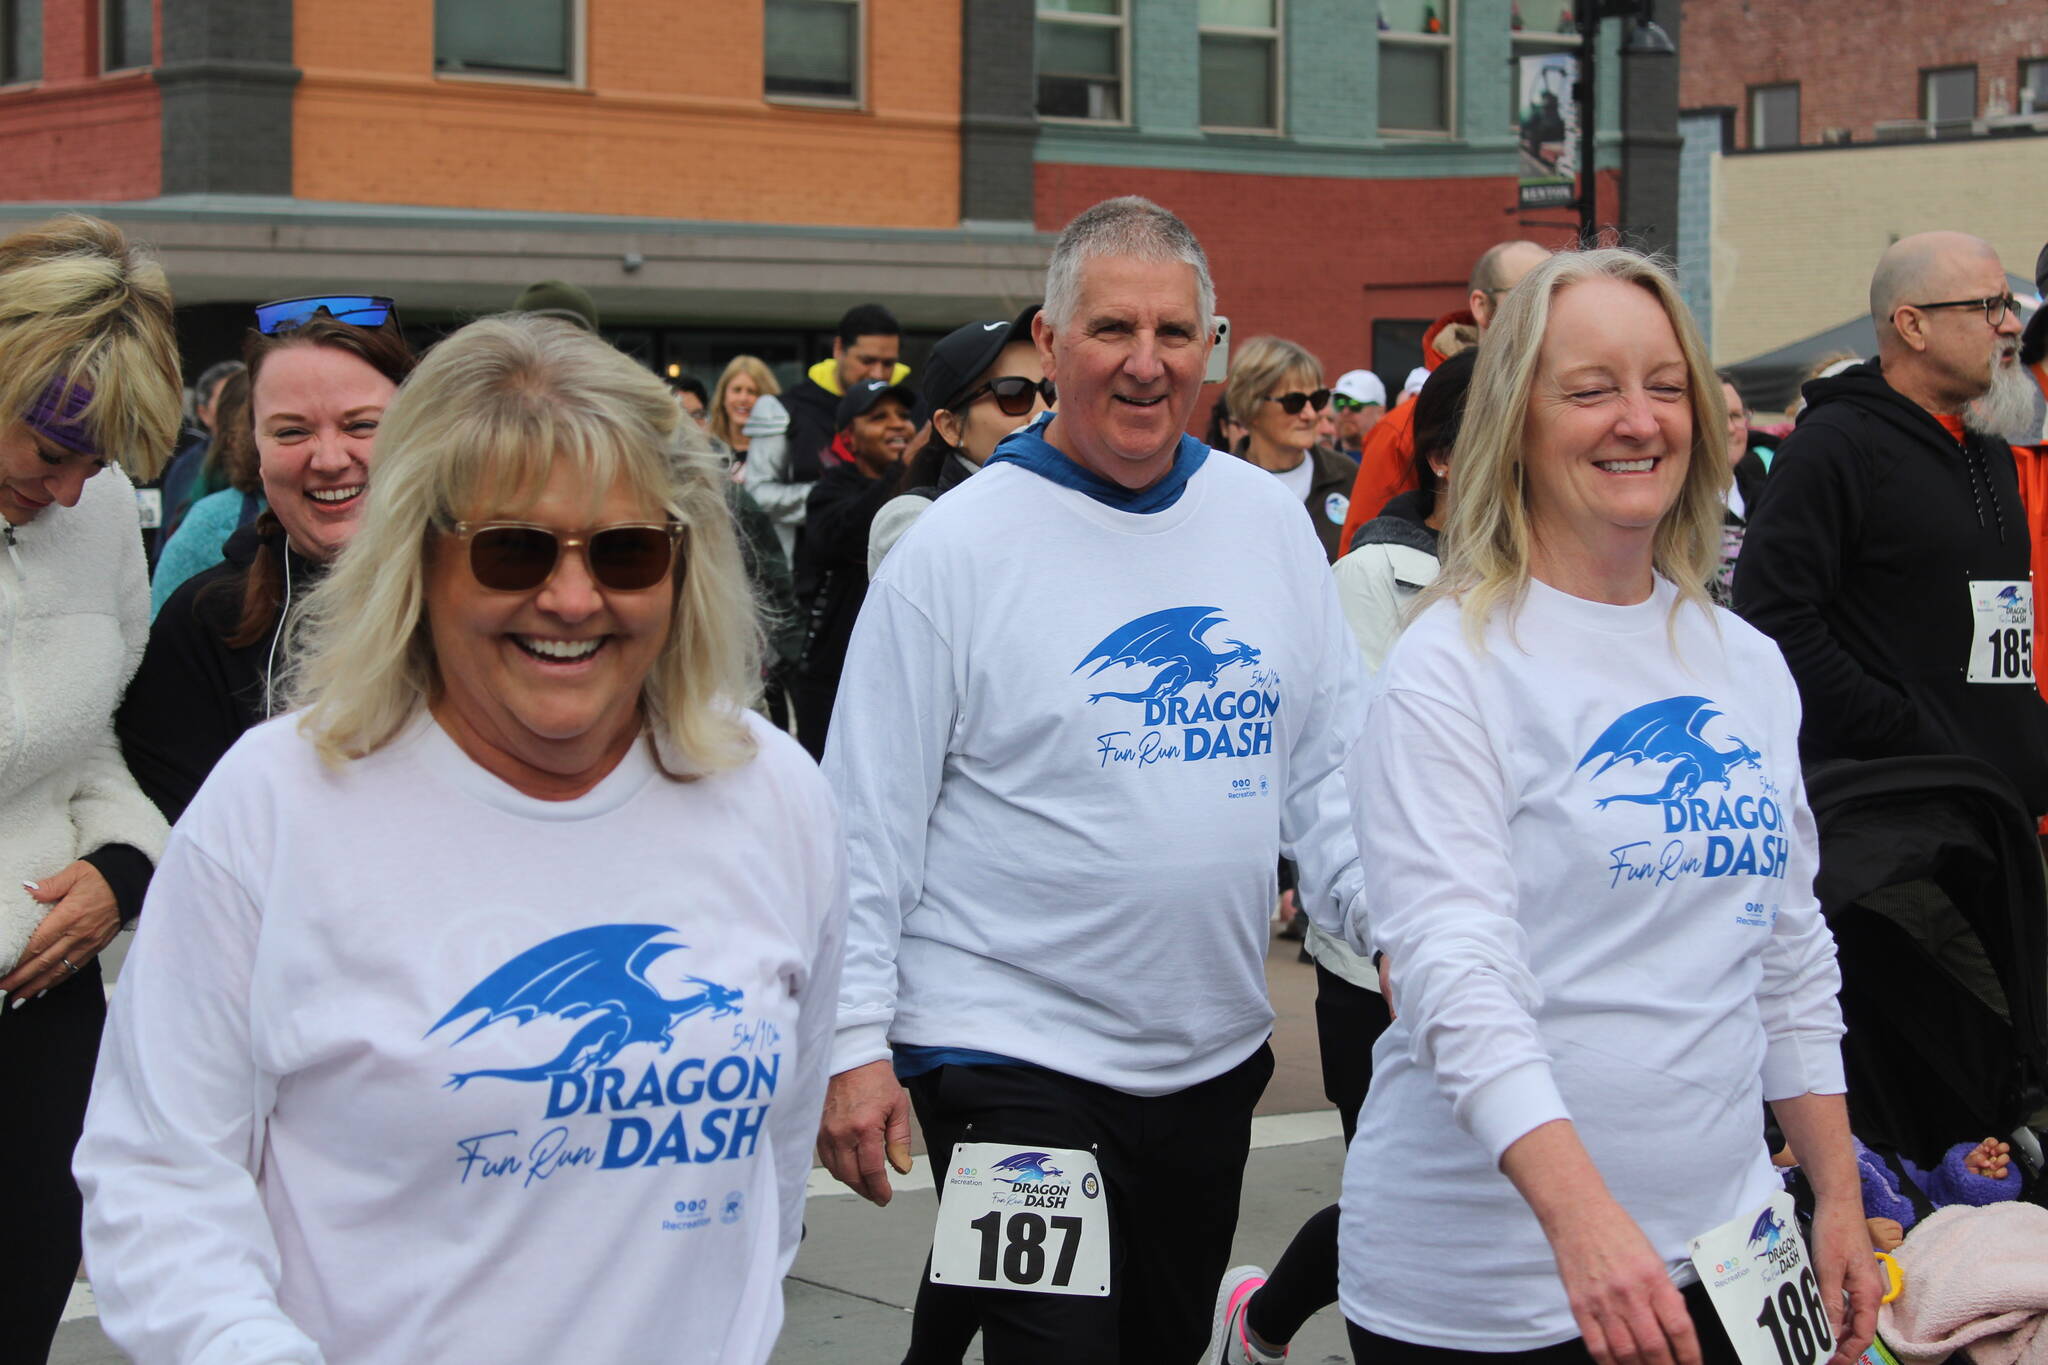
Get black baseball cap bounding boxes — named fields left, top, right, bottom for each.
left=835, top=378, right=919, bottom=430
left=921, top=304, right=1043, bottom=413
left=2024, top=241, right=2048, bottom=364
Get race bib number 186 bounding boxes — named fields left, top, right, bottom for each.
left=1689, top=1191, right=1833, bottom=1365
left=929, top=1142, right=1110, bottom=1297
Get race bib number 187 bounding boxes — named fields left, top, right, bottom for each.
left=1689, top=1191, right=1833, bottom=1365
left=929, top=1142, right=1110, bottom=1297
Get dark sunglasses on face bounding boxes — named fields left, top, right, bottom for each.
left=956, top=375, right=1056, bottom=418
left=1263, top=389, right=1331, bottom=416
left=255, top=295, right=399, bottom=335
left=450, top=521, right=685, bottom=593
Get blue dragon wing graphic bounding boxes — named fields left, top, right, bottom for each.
left=426, top=923, right=681, bottom=1045
left=1575, top=696, right=1718, bottom=778
left=1072, top=606, right=1226, bottom=677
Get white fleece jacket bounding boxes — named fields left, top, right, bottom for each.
left=0, top=466, right=167, bottom=970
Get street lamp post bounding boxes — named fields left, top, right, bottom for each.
left=1574, top=0, right=1675, bottom=244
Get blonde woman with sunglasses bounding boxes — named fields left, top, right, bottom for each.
left=79, top=315, right=849, bottom=1365
left=1224, top=335, right=1360, bottom=563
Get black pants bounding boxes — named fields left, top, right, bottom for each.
left=1346, top=1280, right=1742, bottom=1365
left=900, top=1045, right=1274, bottom=1365
left=788, top=675, right=837, bottom=762
left=1244, top=965, right=1392, bottom=1348
left=0, top=956, right=106, bottom=1360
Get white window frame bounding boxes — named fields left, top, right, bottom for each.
left=1198, top=0, right=1284, bottom=135
left=1, top=0, right=42, bottom=87
left=433, top=0, right=587, bottom=89
left=1747, top=81, right=1799, bottom=150
left=1377, top=0, right=1456, bottom=139
left=100, top=0, right=151, bottom=74
left=764, top=0, right=865, bottom=111
left=1035, top=2, right=1129, bottom=127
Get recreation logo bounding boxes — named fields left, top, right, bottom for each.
left=988, top=1151, right=1078, bottom=1209
left=425, top=923, right=783, bottom=1188
left=1576, top=696, right=1789, bottom=891
left=1075, top=605, right=1280, bottom=769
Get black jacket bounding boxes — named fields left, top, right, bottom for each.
left=1354, top=487, right=1441, bottom=557
left=778, top=375, right=843, bottom=487
left=1732, top=361, right=2048, bottom=814
left=117, top=518, right=325, bottom=824
left=794, top=462, right=896, bottom=688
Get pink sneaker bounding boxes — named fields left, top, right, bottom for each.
left=1207, top=1264, right=1287, bottom=1364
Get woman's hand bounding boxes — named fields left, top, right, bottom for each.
left=0, top=861, right=121, bottom=1005
left=1548, top=1195, right=1702, bottom=1365
left=1806, top=1194, right=1880, bottom=1365
left=1502, top=1120, right=1700, bottom=1365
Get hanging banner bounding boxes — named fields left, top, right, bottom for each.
left=1518, top=51, right=1579, bottom=209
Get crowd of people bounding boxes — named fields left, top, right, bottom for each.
left=3, top=194, right=2043, bottom=1365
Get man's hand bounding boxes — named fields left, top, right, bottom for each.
left=817, top=1059, right=915, bottom=1206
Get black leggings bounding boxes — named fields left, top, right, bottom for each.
left=1242, top=964, right=1390, bottom=1349
left=1345, top=1281, right=1743, bottom=1365
left=0, top=956, right=106, bottom=1360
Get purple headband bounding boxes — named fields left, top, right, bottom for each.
left=24, top=375, right=99, bottom=459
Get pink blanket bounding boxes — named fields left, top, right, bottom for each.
left=1879, top=1202, right=2048, bottom=1365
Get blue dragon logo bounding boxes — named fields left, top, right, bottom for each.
left=990, top=1152, right=1066, bottom=1185
left=1074, top=606, right=1262, bottom=704
left=1748, top=1207, right=1787, bottom=1250
left=426, top=924, right=744, bottom=1090
left=1576, top=696, right=1762, bottom=808
left=1998, top=585, right=2023, bottom=606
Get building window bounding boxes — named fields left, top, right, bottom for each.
left=1921, top=65, right=1977, bottom=124
left=1748, top=83, right=1799, bottom=149
left=2019, top=58, right=2048, bottom=115
left=2, top=0, right=42, bottom=84
left=1199, top=0, right=1280, bottom=131
left=101, top=0, right=149, bottom=71
left=435, top=0, right=577, bottom=80
left=1036, top=0, right=1124, bottom=122
left=1379, top=0, right=1454, bottom=135
left=764, top=0, right=861, bottom=103
left=1509, top=0, right=1577, bottom=131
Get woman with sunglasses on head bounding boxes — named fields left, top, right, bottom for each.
left=1224, top=336, right=1360, bottom=563
left=117, top=298, right=415, bottom=823
left=0, top=214, right=181, bottom=1362
left=867, top=305, right=1050, bottom=575
left=78, top=314, right=848, bottom=1365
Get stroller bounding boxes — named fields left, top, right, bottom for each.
left=1804, top=755, right=2048, bottom=1197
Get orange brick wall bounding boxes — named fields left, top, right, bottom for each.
left=291, top=0, right=962, bottom=227
left=0, top=0, right=162, bottom=202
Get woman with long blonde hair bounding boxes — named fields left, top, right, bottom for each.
left=1326, top=250, right=1881, bottom=1365
left=79, top=314, right=848, bottom=1365
left=0, top=213, right=181, bottom=1360
left=711, top=353, right=780, bottom=465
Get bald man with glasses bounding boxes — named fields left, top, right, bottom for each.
left=1733, top=231, right=2048, bottom=817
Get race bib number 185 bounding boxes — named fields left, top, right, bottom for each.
left=1967, top=579, right=2034, bottom=684
left=929, top=1142, right=1110, bottom=1297
left=1689, top=1191, right=1833, bottom=1365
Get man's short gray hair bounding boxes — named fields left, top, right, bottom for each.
left=1043, top=196, right=1216, bottom=333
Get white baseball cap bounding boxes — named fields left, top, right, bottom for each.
left=1332, top=369, right=1387, bottom=407
left=1402, top=366, right=1431, bottom=399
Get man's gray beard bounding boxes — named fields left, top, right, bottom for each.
left=1964, top=352, right=2041, bottom=443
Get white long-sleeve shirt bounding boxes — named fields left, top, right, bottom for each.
left=823, top=453, right=1369, bottom=1096
left=77, top=712, right=846, bottom=1365
left=1339, top=576, right=1846, bottom=1349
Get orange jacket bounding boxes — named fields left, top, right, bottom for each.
left=1335, top=307, right=1477, bottom=555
